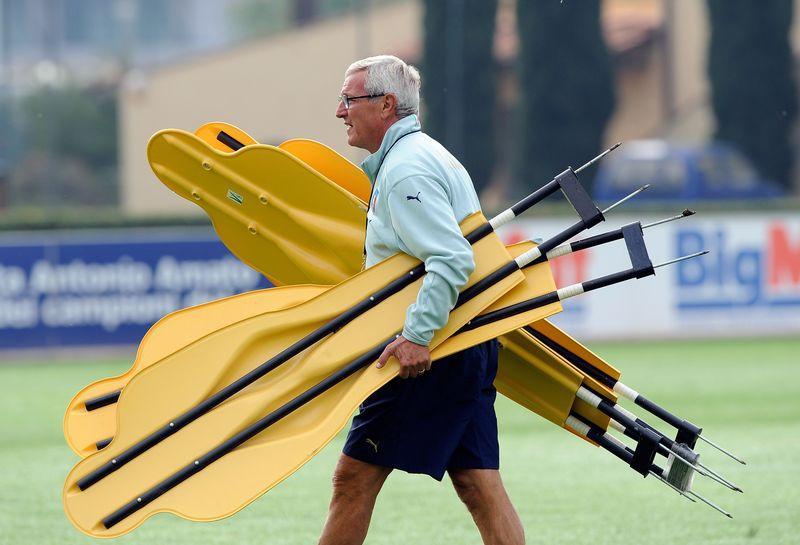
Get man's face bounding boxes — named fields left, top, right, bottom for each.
left=336, top=70, right=386, bottom=153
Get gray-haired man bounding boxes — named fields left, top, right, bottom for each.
left=318, top=56, right=525, bottom=545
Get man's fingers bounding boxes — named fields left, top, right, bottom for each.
left=376, top=344, right=394, bottom=369
left=377, top=337, right=432, bottom=378
left=377, top=336, right=405, bottom=369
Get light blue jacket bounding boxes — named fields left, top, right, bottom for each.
left=361, top=114, right=481, bottom=346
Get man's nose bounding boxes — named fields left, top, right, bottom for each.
left=335, top=100, right=347, bottom=118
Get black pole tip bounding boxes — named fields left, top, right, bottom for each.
left=682, top=209, right=696, bottom=217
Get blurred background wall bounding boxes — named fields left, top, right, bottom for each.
left=1, top=0, right=799, bottom=351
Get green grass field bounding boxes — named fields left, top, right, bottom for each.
left=1, top=337, right=798, bottom=544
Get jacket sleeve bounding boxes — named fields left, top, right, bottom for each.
left=385, top=175, right=475, bottom=346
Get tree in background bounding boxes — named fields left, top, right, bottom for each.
left=422, top=0, right=498, bottom=194
left=10, top=85, right=118, bottom=207
left=707, top=0, right=797, bottom=189
left=515, top=0, right=614, bottom=195
left=0, top=99, right=9, bottom=208
left=229, top=0, right=292, bottom=38
left=230, top=0, right=380, bottom=38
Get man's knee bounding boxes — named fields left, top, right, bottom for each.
left=330, top=454, right=390, bottom=505
left=449, top=469, right=502, bottom=512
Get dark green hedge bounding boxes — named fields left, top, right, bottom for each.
left=422, top=0, right=498, bottom=194
left=708, top=0, right=798, bottom=189
left=515, top=0, right=614, bottom=195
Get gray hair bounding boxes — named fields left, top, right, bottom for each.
left=345, top=55, right=420, bottom=118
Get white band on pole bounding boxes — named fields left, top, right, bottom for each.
left=613, top=381, right=640, bottom=401
left=609, top=419, right=625, bottom=433
left=557, top=283, right=585, bottom=301
left=545, top=243, right=572, bottom=260
left=489, top=209, right=515, bottom=230
left=576, top=386, right=603, bottom=408
left=515, top=247, right=542, bottom=268
left=566, top=415, right=590, bottom=436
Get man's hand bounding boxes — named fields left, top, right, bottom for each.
left=377, top=335, right=431, bottom=378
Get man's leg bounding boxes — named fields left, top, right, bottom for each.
left=318, top=454, right=392, bottom=545
left=448, top=468, right=525, bottom=545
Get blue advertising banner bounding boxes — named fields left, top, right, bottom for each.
left=0, top=228, right=271, bottom=351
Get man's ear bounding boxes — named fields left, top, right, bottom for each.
left=381, top=94, right=398, bottom=119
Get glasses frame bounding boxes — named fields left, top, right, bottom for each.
left=338, top=93, right=386, bottom=110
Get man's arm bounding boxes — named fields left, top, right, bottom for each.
left=376, top=175, right=475, bottom=377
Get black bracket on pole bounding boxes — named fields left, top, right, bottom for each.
left=581, top=223, right=655, bottom=293
left=525, top=169, right=604, bottom=261
left=555, top=168, right=604, bottom=229
left=633, top=394, right=703, bottom=450
left=675, top=423, right=703, bottom=450
left=630, top=427, right=661, bottom=477
left=622, top=223, right=654, bottom=278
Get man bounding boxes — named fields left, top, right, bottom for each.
left=318, top=55, right=525, bottom=545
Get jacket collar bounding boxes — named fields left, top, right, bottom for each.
left=360, top=114, right=421, bottom=184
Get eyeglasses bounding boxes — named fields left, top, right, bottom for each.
left=338, top=93, right=385, bottom=110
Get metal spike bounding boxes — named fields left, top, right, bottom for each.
left=694, top=459, right=743, bottom=493
left=575, top=142, right=622, bottom=174
left=653, top=250, right=708, bottom=269
left=545, top=208, right=695, bottom=261
left=651, top=471, right=696, bottom=502
left=688, top=491, right=733, bottom=518
left=612, top=413, right=741, bottom=493
left=668, top=449, right=741, bottom=493
left=642, top=209, right=696, bottom=230
left=601, top=184, right=650, bottom=214
left=697, top=434, right=747, bottom=465
left=614, top=421, right=738, bottom=493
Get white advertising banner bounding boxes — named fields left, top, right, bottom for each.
left=496, top=211, right=800, bottom=340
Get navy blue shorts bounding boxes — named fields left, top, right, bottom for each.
left=343, top=339, right=499, bottom=481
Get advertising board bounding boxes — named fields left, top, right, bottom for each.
left=0, top=228, right=269, bottom=351
left=499, top=211, right=800, bottom=339
left=2, top=212, right=797, bottom=351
